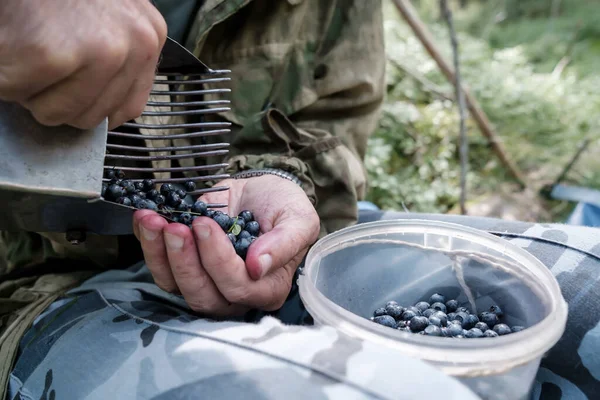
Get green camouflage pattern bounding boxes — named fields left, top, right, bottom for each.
left=0, top=1, right=386, bottom=397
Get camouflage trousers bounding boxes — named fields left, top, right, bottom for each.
left=8, top=211, right=600, bottom=400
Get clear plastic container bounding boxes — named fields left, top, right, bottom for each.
left=298, top=220, right=568, bottom=400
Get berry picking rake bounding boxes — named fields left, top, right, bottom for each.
left=0, top=37, right=231, bottom=239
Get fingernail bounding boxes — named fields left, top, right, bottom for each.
left=258, top=254, right=272, bottom=278
left=141, top=226, right=158, bottom=241
left=164, top=233, right=184, bottom=251
left=193, top=223, right=211, bottom=240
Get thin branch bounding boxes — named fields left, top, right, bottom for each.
left=387, top=57, right=454, bottom=101
left=441, top=0, right=468, bottom=215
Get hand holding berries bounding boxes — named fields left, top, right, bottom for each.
left=132, top=175, right=320, bottom=318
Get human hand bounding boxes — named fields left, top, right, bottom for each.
left=132, top=175, right=320, bottom=317
left=0, top=0, right=167, bottom=130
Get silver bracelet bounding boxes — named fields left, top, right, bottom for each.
left=231, top=168, right=302, bottom=186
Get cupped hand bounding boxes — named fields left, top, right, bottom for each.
left=132, top=175, right=320, bottom=317
left=0, top=0, right=167, bottom=130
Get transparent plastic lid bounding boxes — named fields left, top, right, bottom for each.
left=298, top=220, right=568, bottom=376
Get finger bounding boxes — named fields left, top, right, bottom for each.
left=70, top=49, right=144, bottom=130
left=21, top=40, right=128, bottom=128
left=138, top=212, right=178, bottom=293
left=245, top=213, right=319, bottom=281
left=192, top=217, right=293, bottom=309
left=133, top=209, right=159, bottom=241
left=107, top=30, right=162, bottom=129
left=162, top=222, right=245, bottom=316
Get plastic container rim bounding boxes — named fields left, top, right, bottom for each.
left=298, top=219, right=569, bottom=376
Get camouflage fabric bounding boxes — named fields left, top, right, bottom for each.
left=0, top=2, right=385, bottom=396
left=6, top=210, right=600, bottom=400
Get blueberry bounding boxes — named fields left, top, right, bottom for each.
left=493, top=324, right=511, bottom=336
left=475, top=322, right=489, bottom=332
left=456, top=307, right=470, bottom=313
left=116, top=197, right=132, bottom=207
left=429, top=293, right=446, bottom=304
left=245, top=220, right=260, bottom=236
left=402, top=310, right=418, bottom=321
left=107, top=170, right=117, bottom=180
left=465, top=328, right=484, bottom=338
left=112, top=169, right=125, bottom=180
left=138, top=200, right=158, bottom=211
left=415, top=301, right=430, bottom=312
left=101, top=183, right=107, bottom=198
left=428, top=316, right=442, bottom=327
left=447, top=312, right=457, bottom=321
left=422, top=309, right=436, bottom=318
left=466, top=314, right=479, bottom=329
left=511, top=326, right=525, bottom=333
left=385, top=304, right=404, bottom=320
left=479, top=312, right=499, bottom=327
left=205, top=209, right=216, bottom=218
left=184, top=180, right=196, bottom=192
left=134, top=181, right=144, bottom=191
left=440, top=327, right=451, bottom=337
left=142, top=179, right=155, bottom=192
left=373, top=308, right=387, bottom=317
left=431, top=302, right=447, bottom=313
left=385, top=301, right=399, bottom=307
left=179, top=213, right=192, bottom=225
left=176, top=189, right=187, bottom=199
left=484, top=330, right=499, bottom=338
left=120, top=180, right=136, bottom=194
left=134, top=190, right=147, bottom=199
left=373, top=315, right=397, bottom=329
left=227, top=233, right=237, bottom=246
left=191, top=201, right=208, bottom=215
left=154, top=194, right=166, bottom=205
left=447, top=323, right=463, bottom=337
left=106, top=184, right=125, bottom=200
left=239, top=210, right=254, bottom=223
left=454, top=312, right=470, bottom=328
left=409, top=316, right=429, bottom=332
left=424, top=325, right=442, bottom=336
left=445, top=299, right=459, bottom=313
left=166, top=192, right=182, bottom=207
left=489, top=305, right=504, bottom=318
left=238, top=230, right=252, bottom=240
left=232, top=217, right=246, bottom=232
left=234, top=237, right=252, bottom=259
left=406, top=306, right=421, bottom=315
left=146, top=189, right=160, bottom=200
left=213, top=213, right=233, bottom=232
left=160, top=183, right=174, bottom=196
left=177, top=202, right=190, bottom=212
left=129, top=194, right=143, bottom=207
left=432, top=311, right=448, bottom=326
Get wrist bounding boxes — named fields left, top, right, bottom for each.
left=230, top=168, right=302, bottom=186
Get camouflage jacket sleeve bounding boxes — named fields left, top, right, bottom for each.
left=189, top=0, right=386, bottom=237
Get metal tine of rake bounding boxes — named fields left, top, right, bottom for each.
left=104, top=38, right=232, bottom=209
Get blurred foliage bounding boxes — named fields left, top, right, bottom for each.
left=365, top=0, right=600, bottom=218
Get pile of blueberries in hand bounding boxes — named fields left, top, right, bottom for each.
left=101, top=169, right=260, bottom=259
left=370, top=292, right=524, bottom=338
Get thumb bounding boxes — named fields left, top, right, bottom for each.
left=244, top=213, right=320, bottom=281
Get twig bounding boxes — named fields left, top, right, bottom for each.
left=440, top=0, right=468, bottom=215
left=392, top=0, right=528, bottom=189
left=387, top=57, right=454, bottom=101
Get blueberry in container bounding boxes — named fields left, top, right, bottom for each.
left=298, top=220, right=568, bottom=400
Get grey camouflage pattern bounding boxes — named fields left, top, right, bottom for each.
left=8, top=210, right=600, bottom=400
